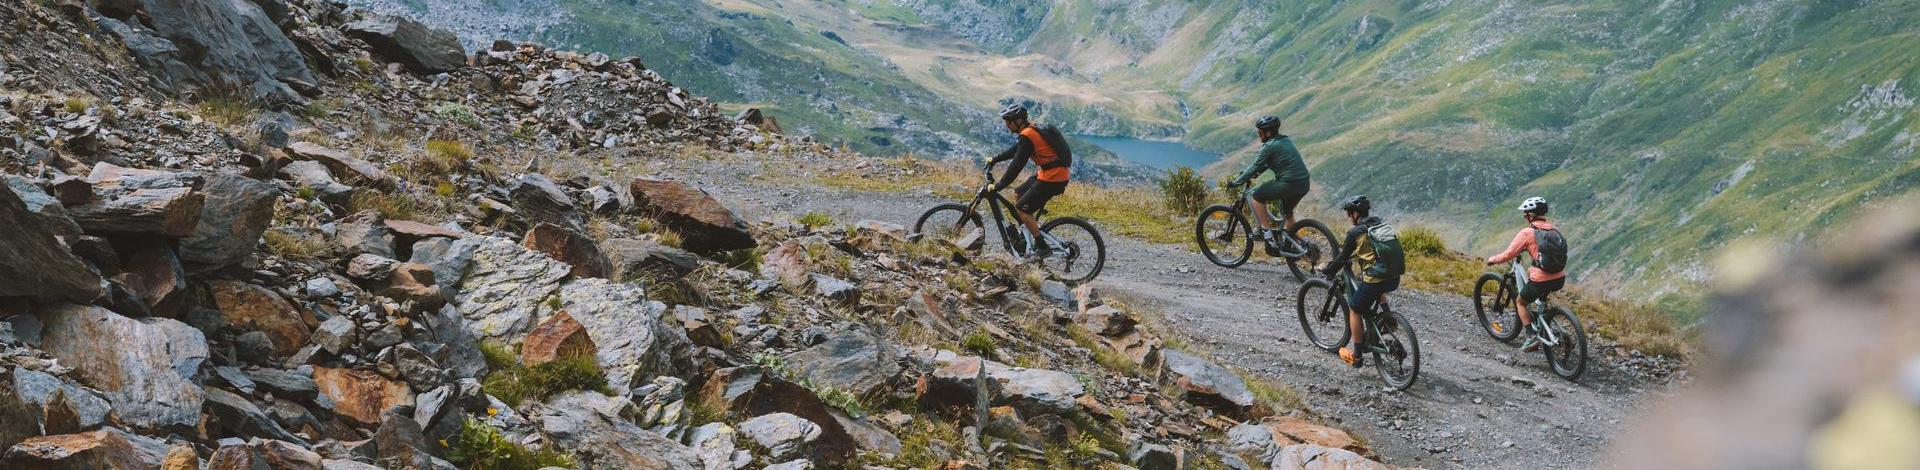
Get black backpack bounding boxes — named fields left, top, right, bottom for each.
left=1033, top=124, right=1073, bottom=170
left=1533, top=227, right=1569, bottom=274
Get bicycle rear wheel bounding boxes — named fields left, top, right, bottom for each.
left=1040, top=217, right=1106, bottom=284
left=1540, top=306, right=1588, bottom=381
left=1285, top=219, right=1339, bottom=282
left=1295, top=278, right=1348, bottom=351
left=1373, top=309, right=1421, bottom=391
left=1473, top=273, right=1522, bottom=343
left=912, top=203, right=985, bottom=253
left=1196, top=205, right=1252, bottom=268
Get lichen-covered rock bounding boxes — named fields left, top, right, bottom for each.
left=508, top=174, right=584, bottom=233
left=0, top=185, right=102, bottom=303
left=452, top=236, right=571, bottom=343
left=784, top=331, right=903, bottom=398
left=919, top=355, right=1085, bottom=416
left=37, top=304, right=207, bottom=430
left=9, top=367, right=113, bottom=435
left=0, top=427, right=171, bottom=469
left=534, top=391, right=702, bottom=470
left=1270, top=444, right=1392, bottom=470
left=695, top=367, right=856, bottom=464
left=1162, top=350, right=1260, bottom=418
left=313, top=367, right=413, bottom=427
left=286, top=143, right=395, bottom=190
left=179, top=170, right=276, bottom=268
left=604, top=238, right=699, bottom=282
left=556, top=279, right=695, bottom=391
left=737, top=413, right=821, bottom=462
left=342, top=14, right=467, bottom=74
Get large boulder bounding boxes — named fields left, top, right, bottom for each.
left=628, top=178, right=755, bottom=254
left=342, top=14, right=467, bottom=74
left=209, top=281, right=313, bottom=357
left=0, top=184, right=104, bottom=302
left=179, top=170, right=277, bottom=268
left=1161, top=350, right=1260, bottom=418
left=313, top=367, right=413, bottom=427
left=90, top=0, right=316, bottom=100
left=783, top=331, right=904, bottom=398
left=37, top=304, right=207, bottom=430
left=8, top=367, right=114, bottom=435
left=524, top=223, right=612, bottom=279
left=918, top=355, right=1085, bottom=416
left=452, top=236, right=571, bottom=343
left=0, top=427, right=171, bottom=469
left=1, top=175, right=83, bottom=242
left=534, top=391, right=702, bottom=470
left=695, top=366, right=856, bottom=464
left=556, top=279, right=696, bottom=391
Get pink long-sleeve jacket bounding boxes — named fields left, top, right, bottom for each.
left=1487, top=219, right=1566, bottom=283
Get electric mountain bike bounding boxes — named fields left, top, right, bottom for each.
left=1295, top=271, right=1421, bottom=391
left=1473, top=260, right=1588, bottom=380
left=911, top=165, right=1107, bottom=284
left=1194, top=182, right=1338, bottom=281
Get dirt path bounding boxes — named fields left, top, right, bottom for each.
left=663, top=160, right=1671, bottom=469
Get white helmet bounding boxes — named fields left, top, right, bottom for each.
left=1518, top=197, right=1549, bottom=215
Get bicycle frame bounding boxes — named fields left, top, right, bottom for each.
left=1328, top=272, right=1394, bottom=354
left=964, top=165, right=1037, bottom=256
left=1507, top=260, right=1563, bottom=347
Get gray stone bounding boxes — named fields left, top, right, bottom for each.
left=287, top=143, right=395, bottom=190
left=810, top=274, right=860, bottom=304
left=346, top=253, right=400, bottom=281
left=37, top=304, right=206, bottom=429
left=921, top=355, right=1084, bottom=415
left=204, top=387, right=308, bottom=446
left=685, top=423, right=738, bottom=470
left=333, top=212, right=396, bottom=259
left=247, top=368, right=318, bottom=401
left=1270, top=444, right=1392, bottom=470
left=604, top=238, right=699, bottom=282
left=1162, top=350, right=1258, bottom=417
left=784, top=331, right=903, bottom=398
left=409, top=237, right=479, bottom=300
left=1129, top=442, right=1179, bottom=470
left=453, top=236, right=571, bottom=343
left=383, top=344, right=445, bottom=390
left=765, top=460, right=812, bottom=470
left=10, top=367, right=113, bottom=433
left=280, top=161, right=354, bottom=206
left=0, top=185, right=102, bottom=303
left=311, top=316, right=357, bottom=355
left=343, top=14, right=467, bottom=74
left=829, top=409, right=901, bottom=456
left=557, top=279, right=697, bottom=391
left=364, top=322, right=404, bottom=350
left=534, top=391, right=702, bottom=470
left=418, top=305, right=487, bottom=380
left=508, top=174, right=584, bottom=232
left=234, top=331, right=276, bottom=363
left=305, top=277, right=342, bottom=298
left=737, top=413, right=821, bottom=462
left=180, top=170, right=277, bottom=268
left=95, top=0, right=316, bottom=100
left=1, top=175, right=82, bottom=242
left=0, top=426, right=172, bottom=469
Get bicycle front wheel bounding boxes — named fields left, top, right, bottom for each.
left=1540, top=306, right=1588, bottom=381
left=1295, top=278, right=1348, bottom=351
left=1285, top=219, right=1339, bottom=282
left=912, top=203, right=985, bottom=253
left=1040, top=217, right=1106, bottom=284
left=1374, top=309, right=1421, bottom=391
left=1195, top=205, right=1252, bottom=268
left=1474, top=273, right=1521, bottom=343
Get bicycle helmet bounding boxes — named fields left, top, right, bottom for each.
left=1519, top=196, right=1549, bottom=215
left=1340, top=195, right=1371, bottom=212
left=1255, top=115, right=1282, bottom=131
left=999, top=104, right=1029, bottom=120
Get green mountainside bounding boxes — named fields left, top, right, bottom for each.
left=354, top=0, right=1920, bottom=313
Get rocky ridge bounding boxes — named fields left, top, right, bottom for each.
left=0, top=1, right=1409, bottom=469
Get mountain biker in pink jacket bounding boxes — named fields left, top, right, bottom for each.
left=1485, top=197, right=1566, bottom=352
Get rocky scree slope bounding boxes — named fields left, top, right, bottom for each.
left=0, top=0, right=1406, bottom=469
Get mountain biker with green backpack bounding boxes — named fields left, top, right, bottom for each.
left=1228, top=116, right=1311, bottom=253
left=1484, top=197, right=1568, bottom=353
left=1317, top=195, right=1406, bottom=367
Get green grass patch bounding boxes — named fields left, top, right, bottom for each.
left=424, top=139, right=475, bottom=175
left=961, top=329, right=997, bottom=359
left=446, top=417, right=574, bottom=470
left=479, top=342, right=613, bottom=408
left=1398, top=225, right=1448, bottom=256
left=348, top=191, right=419, bottom=220
left=797, top=211, right=834, bottom=229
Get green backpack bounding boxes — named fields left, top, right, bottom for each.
left=1363, top=222, right=1406, bottom=279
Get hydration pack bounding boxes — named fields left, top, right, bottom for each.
left=1032, top=124, right=1073, bottom=170
left=1363, top=223, right=1406, bottom=279
left=1532, top=227, right=1569, bottom=274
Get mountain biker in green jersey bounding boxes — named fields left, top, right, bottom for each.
left=1319, top=196, right=1405, bottom=367
left=1228, top=116, right=1311, bottom=252
left=1485, top=196, right=1566, bottom=353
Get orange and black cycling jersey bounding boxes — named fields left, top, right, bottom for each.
left=989, top=126, right=1070, bottom=187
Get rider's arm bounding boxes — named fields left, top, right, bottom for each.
left=1486, top=228, right=1534, bottom=264
left=1232, top=143, right=1278, bottom=186
left=989, top=143, right=1017, bottom=164
left=1323, top=225, right=1366, bottom=274
left=994, top=135, right=1034, bottom=189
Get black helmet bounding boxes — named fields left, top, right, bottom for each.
left=1255, top=115, right=1281, bottom=131
left=1000, top=104, right=1029, bottom=120
left=1340, top=195, right=1371, bottom=212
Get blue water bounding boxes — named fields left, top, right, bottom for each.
left=1072, top=134, right=1223, bottom=171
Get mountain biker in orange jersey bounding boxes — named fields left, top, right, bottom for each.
left=1229, top=116, right=1311, bottom=252
left=1319, top=196, right=1405, bottom=367
left=1485, top=197, right=1566, bottom=353
left=986, top=104, right=1071, bottom=258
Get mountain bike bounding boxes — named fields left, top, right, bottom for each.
left=1194, top=181, right=1338, bottom=281
left=1295, top=271, right=1420, bottom=391
left=911, top=165, right=1107, bottom=284
left=1473, top=260, right=1587, bottom=380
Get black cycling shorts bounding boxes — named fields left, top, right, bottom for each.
left=1015, top=178, right=1067, bottom=215
left=1255, top=180, right=1310, bottom=218
left=1520, top=277, right=1565, bottom=303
